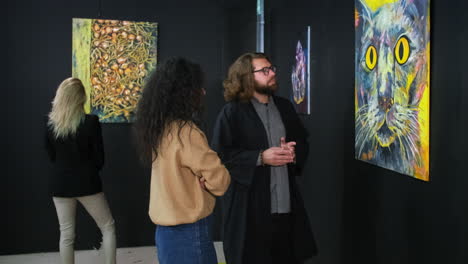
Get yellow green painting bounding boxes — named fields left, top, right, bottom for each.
left=73, top=18, right=158, bottom=123
left=355, top=0, right=430, bottom=180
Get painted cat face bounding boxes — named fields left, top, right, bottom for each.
left=355, top=0, right=430, bottom=179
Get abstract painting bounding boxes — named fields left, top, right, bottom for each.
left=291, top=26, right=311, bottom=114
left=73, top=18, right=158, bottom=123
left=355, top=0, right=430, bottom=180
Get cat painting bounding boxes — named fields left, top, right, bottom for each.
left=355, top=0, right=430, bottom=180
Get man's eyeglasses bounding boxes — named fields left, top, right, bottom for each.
left=252, top=65, right=277, bottom=76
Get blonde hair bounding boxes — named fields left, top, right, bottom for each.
left=223, top=52, right=271, bottom=102
left=48, top=77, right=87, bottom=139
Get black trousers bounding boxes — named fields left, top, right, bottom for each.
left=242, top=213, right=299, bottom=264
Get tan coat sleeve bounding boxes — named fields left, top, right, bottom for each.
left=179, top=125, right=231, bottom=196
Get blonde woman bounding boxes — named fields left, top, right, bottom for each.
left=45, top=77, right=116, bottom=264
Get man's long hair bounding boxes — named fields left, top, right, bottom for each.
left=48, top=77, right=86, bottom=139
left=223, top=52, right=272, bottom=102
left=134, top=57, right=205, bottom=165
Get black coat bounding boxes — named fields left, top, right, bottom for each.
left=211, top=96, right=317, bottom=264
left=45, top=114, right=104, bottom=197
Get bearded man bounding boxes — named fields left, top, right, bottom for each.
left=211, top=52, right=317, bottom=264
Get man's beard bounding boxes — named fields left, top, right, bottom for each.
left=255, top=83, right=277, bottom=96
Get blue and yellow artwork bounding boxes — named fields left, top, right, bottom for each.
left=355, top=0, right=430, bottom=180
left=73, top=18, right=158, bottom=123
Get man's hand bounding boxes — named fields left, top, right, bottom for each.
left=262, top=146, right=295, bottom=166
left=280, top=137, right=296, bottom=152
left=280, top=137, right=296, bottom=163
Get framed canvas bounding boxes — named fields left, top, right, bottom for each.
left=290, top=26, right=311, bottom=115
left=73, top=18, right=158, bottom=123
left=355, top=0, right=430, bottom=180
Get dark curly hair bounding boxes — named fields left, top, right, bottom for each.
left=223, top=52, right=271, bottom=102
left=134, top=57, right=205, bottom=165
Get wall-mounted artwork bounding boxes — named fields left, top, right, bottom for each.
left=355, top=0, right=430, bottom=180
left=290, top=26, right=311, bottom=115
left=72, top=18, right=158, bottom=123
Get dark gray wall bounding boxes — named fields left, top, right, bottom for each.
left=267, top=1, right=352, bottom=263
left=4, top=1, right=467, bottom=264
left=4, top=0, right=255, bottom=254
left=266, top=0, right=468, bottom=264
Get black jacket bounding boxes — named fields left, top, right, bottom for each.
left=45, top=114, right=104, bottom=197
left=211, top=96, right=317, bottom=264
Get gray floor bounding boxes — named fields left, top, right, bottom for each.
left=0, top=242, right=226, bottom=264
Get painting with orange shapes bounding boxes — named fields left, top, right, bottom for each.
left=73, top=18, right=158, bottom=123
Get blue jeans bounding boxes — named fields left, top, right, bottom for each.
left=155, top=215, right=217, bottom=264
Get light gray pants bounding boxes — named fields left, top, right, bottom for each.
left=53, top=192, right=116, bottom=264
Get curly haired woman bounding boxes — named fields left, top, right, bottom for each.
left=134, top=57, right=230, bottom=264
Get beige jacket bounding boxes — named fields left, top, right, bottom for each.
left=149, top=122, right=230, bottom=226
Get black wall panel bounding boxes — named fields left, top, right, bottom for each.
left=266, top=1, right=467, bottom=264
left=4, top=1, right=467, bottom=264
left=4, top=0, right=255, bottom=254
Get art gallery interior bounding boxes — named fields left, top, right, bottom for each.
left=3, top=0, right=467, bottom=263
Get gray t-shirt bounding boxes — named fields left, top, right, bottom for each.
left=251, top=97, right=291, bottom=214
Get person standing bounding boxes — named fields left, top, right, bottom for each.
left=45, top=77, right=116, bottom=264
left=211, top=52, right=317, bottom=264
left=134, top=57, right=230, bottom=264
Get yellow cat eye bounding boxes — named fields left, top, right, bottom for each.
left=365, top=45, right=377, bottom=70
left=395, top=36, right=410, bottom=65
